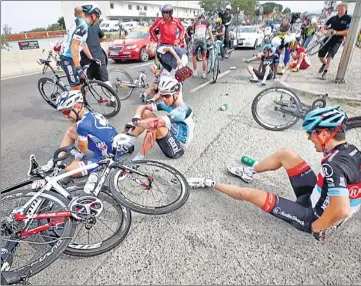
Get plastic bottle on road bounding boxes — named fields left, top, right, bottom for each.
left=240, top=156, right=259, bottom=167
left=220, top=104, right=228, bottom=111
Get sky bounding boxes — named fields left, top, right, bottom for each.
left=1, top=1, right=326, bottom=33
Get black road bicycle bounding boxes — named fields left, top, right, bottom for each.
left=37, top=59, right=121, bottom=118
left=251, top=87, right=361, bottom=131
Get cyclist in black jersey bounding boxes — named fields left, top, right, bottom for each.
left=188, top=106, right=361, bottom=241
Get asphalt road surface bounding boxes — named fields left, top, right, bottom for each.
left=1, top=49, right=361, bottom=285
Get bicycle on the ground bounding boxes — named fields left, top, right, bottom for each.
left=37, top=59, right=121, bottom=118
left=108, top=68, right=148, bottom=101
left=251, top=87, right=361, bottom=131
left=1, top=132, right=190, bottom=279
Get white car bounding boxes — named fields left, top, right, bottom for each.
left=233, top=26, right=264, bottom=49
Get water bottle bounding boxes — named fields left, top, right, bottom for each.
left=220, top=104, right=228, bottom=111
left=240, top=156, right=259, bottom=167
left=84, top=173, right=98, bottom=194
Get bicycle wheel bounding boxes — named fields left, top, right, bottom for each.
left=251, top=87, right=302, bottom=131
left=41, top=187, right=132, bottom=257
left=224, top=48, right=232, bottom=59
left=1, top=189, right=75, bottom=277
left=346, top=116, right=361, bottom=130
left=37, top=77, right=66, bottom=109
left=82, top=79, right=121, bottom=118
left=306, top=34, right=332, bottom=56
left=108, top=68, right=135, bottom=101
left=212, top=55, right=220, bottom=83
left=109, top=160, right=190, bottom=215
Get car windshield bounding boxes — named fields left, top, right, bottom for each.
left=235, top=26, right=257, bottom=33
left=125, top=30, right=148, bottom=39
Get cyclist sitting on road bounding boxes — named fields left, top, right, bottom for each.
left=126, top=77, right=195, bottom=161
left=245, top=44, right=279, bottom=86
left=187, top=106, right=361, bottom=242
left=192, top=13, right=215, bottom=79
left=318, top=2, right=351, bottom=80
left=214, top=17, right=226, bottom=60
left=60, top=3, right=103, bottom=91
left=278, top=39, right=310, bottom=75
left=41, top=90, right=134, bottom=181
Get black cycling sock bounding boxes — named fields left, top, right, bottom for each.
left=323, top=70, right=328, bottom=74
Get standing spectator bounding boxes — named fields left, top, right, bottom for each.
left=303, top=17, right=318, bottom=49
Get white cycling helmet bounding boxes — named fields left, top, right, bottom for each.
left=56, top=90, right=84, bottom=111
left=158, top=76, right=181, bottom=94
left=271, top=37, right=282, bottom=48
left=284, top=34, right=295, bottom=44
left=311, top=17, right=317, bottom=24
left=82, top=2, right=102, bottom=18
left=226, top=4, right=232, bottom=10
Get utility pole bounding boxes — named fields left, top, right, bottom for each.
left=335, top=0, right=361, bottom=83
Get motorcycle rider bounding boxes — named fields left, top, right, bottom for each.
left=218, top=4, right=232, bottom=50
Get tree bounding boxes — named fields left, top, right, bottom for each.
left=57, top=17, right=66, bottom=29
left=47, top=23, right=63, bottom=31
left=282, top=7, right=291, bottom=14
left=3, top=24, right=12, bottom=35
left=199, top=0, right=230, bottom=12
left=260, top=2, right=283, bottom=15
left=1, top=24, right=12, bottom=47
left=232, top=0, right=259, bottom=16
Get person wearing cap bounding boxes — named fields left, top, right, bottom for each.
left=187, top=106, right=361, bottom=242
left=318, top=2, right=351, bottom=80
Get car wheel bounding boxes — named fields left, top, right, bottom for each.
left=253, top=40, right=258, bottom=49
left=140, top=48, right=149, bottom=62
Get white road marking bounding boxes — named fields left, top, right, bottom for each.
left=129, top=62, right=153, bottom=69
left=1, top=71, right=43, bottom=80
left=190, top=70, right=232, bottom=93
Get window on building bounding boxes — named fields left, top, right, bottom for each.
left=110, top=3, right=114, bottom=9
left=144, top=6, right=147, bottom=11
left=128, top=4, right=132, bottom=10
left=137, top=5, right=140, bottom=10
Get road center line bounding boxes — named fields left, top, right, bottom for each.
left=190, top=70, right=231, bottom=93
left=1, top=71, right=43, bottom=80
left=129, top=62, right=153, bottom=69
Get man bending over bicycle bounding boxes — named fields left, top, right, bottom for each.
left=60, top=3, right=102, bottom=91
left=192, top=13, right=215, bottom=79
left=188, top=106, right=361, bottom=242
left=245, top=44, right=279, bottom=86
left=318, top=2, right=351, bottom=80
left=41, top=91, right=134, bottom=190
left=126, top=77, right=195, bottom=161
left=214, top=17, right=226, bottom=60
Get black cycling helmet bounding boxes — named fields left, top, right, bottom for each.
left=161, top=4, right=173, bottom=17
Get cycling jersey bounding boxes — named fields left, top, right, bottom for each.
left=152, top=102, right=195, bottom=148
left=149, top=17, right=184, bottom=45
left=261, top=54, right=279, bottom=74
left=310, top=143, right=361, bottom=220
left=215, top=24, right=225, bottom=41
left=61, top=18, right=88, bottom=59
left=77, top=111, right=118, bottom=158
left=193, top=19, right=210, bottom=42
left=326, top=14, right=352, bottom=43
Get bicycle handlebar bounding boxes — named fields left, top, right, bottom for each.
left=53, top=145, right=73, bottom=163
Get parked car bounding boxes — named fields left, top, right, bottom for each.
left=107, top=26, right=154, bottom=62
left=233, top=26, right=264, bottom=49
left=100, top=20, right=120, bottom=32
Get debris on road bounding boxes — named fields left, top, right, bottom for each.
left=220, top=104, right=228, bottom=111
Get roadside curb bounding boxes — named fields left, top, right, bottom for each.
left=279, top=73, right=361, bottom=105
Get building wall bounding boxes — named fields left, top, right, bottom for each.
left=61, top=1, right=202, bottom=28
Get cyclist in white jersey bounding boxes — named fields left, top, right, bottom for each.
left=60, top=3, right=102, bottom=90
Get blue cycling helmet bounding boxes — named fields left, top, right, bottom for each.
left=82, top=2, right=102, bottom=18
left=302, top=106, right=347, bottom=132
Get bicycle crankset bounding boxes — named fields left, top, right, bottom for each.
left=69, top=196, right=103, bottom=220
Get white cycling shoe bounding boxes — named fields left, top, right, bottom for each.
left=227, top=166, right=254, bottom=183
left=187, top=177, right=215, bottom=189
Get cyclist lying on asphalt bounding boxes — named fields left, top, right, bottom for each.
left=126, top=77, right=195, bottom=161
left=245, top=44, right=279, bottom=86
left=41, top=90, right=134, bottom=179
left=188, top=106, right=361, bottom=241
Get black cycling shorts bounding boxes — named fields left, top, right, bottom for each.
left=60, top=56, right=81, bottom=87
left=156, top=130, right=184, bottom=159
left=318, top=39, right=341, bottom=59
left=253, top=68, right=273, bottom=80
left=262, top=161, right=318, bottom=233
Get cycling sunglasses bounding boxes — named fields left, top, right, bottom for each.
left=160, top=93, right=173, bottom=99
left=162, top=10, right=171, bottom=14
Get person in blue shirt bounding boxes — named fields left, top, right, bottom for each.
left=60, top=3, right=102, bottom=90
